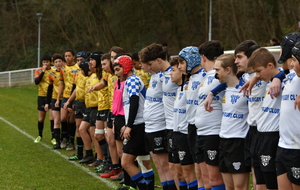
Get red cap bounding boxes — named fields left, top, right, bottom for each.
left=114, top=55, right=132, bottom=75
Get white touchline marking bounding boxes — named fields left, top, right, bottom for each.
left=0, top=117, right=117, bottom=189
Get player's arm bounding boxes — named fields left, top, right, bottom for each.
left=55, top=81, right=64, bottom=107
left=88, top=81, right=106, bottom=92
left=64, top=89, right=76, bottom=110
left=122, top=95, right=139, bottom=140
left=204, top=83, right=227, bottom=112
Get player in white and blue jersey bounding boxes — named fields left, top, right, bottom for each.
left=214, top=54, right=250, bottom=190
left=194, top=41, right=226, bottom=190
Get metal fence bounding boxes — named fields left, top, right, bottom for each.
left=0, top=68, right=36, bottom=87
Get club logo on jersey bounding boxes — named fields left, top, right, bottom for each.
left=222, top=96, right=226, bottom=103
left=154, top=137, right=163, bottom=146
left=192, top=81, right=200, bottom=90
left=169, top=139, right=173, bottom=148
left=207, top=150, right=217, bottom=160
left=230, top=95, right=240, bottom=104
left=287, top=73, right=296, bottom=83
left=255, top=80, right=262, bottom=87
left=208, top=76, right=214, bottom=85
left=260, top=155, right=271, bottom=166
left=152, top=80, right=158, bottom=89
left=292, top=167, right=300, bottom=179
left=165, top=77, right=170, bottom=84
left=178, top=151, right=186, bottom=161
left=232, top=162, right=241, bottom=170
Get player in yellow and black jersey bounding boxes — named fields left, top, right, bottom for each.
left=56, top=49, right=80, bottom=150
left=34, top=55, right=53, bottom=143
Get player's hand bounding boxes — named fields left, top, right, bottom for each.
left=63, top=101, right=69, bottom=110
left=204, top=92, right=214, bottom=112
left=88, top=86, right=94, bottom=92
left=294, top=94, right=300, bottom=111
left=239, top=75, right=259, bottom=96
left=42, top=65, right=47, bottom=72
left=123, top=127, right=132, bottom=140
left=44, top=104, right=49, bottom=111
left=268, top=78, right=281, bottom=99
left=55, top=100, right=60, bottom=108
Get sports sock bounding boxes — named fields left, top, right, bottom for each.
left=61, top=121, right=68, bottom=139
left=179, top=180, right=188, bottom=190
left=131, top=172, right=149, bottom=190
left=188, top=179, right=198, bottom=190
left=38, top=121, right=44, bottom=137
left=198, top=187, right=205, bottom=190
left=50, top=120, right=54, bottom=139
left=161, top=181, right=169, bottom=190
left=86, top=149, right=93, bottom=156
left=76, top=137, right=84, bottom=157
left=211, top=184, right=225, bottom=190
left=68, top=122, right=76, bottom=144
left=54, top=128, right=60, bottom=144
left=142, top=170, right=154, bottom=190
left=112, top=164, right=121, bottom=170
left=166, top=180, right=177, bottom=190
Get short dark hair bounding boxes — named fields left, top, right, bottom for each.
left=248, top=48, right=276, bottom=69
left=131, top=52, right=139, bottom=61
left=198, top=40, right=224, bottom=61
left=52, top=53, right=65, bottom=62
left=139, top=43, right=167, bottom=63
left=235, top=40, right=260, bottom=58
left=170, top=57, right=179, bottom=67
left=101, top=53, right=111, bottom=61
left=64, top=49, right=75, bottom=56
left=110, top=46, right=125, bottom=54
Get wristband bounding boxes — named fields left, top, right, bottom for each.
left=95, top=129, right=105, bottom=134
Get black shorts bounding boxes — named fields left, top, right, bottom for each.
left=122, top=123, right=148, bottom=156
left=74, top=100, right=86, bottom=119
left=107, top=112, right=115, bottom=129
left=145, top=130, right=168, bottom=154
left=244, top=125, right=257, bottom=167
left=252, top=131, right=279, bottom=172
left=195, top=135, right=220, bottom=166
left=114, top=115, right=125, bottom=141
left=51, top=99, right=61, bottom=111
left=165, top=129, right=173, bottom=153
left=61, top=97, right=72, bottom=109
left=96, top=109, right=110, bottom=121
left=187, top=124, right=197, bottom=163
left=172, top=132, right=194, bottom=165
left=219, top=138, right=251, bottom=173
left=82, top=107, right=97, bottom=127
left=37, top=96, right=47, bottom=111
left=276, top=147, right=300, bottom=185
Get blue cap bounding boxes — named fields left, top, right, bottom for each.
left=76, top=51, right=88, bottom=59
left=179, top=46, right=201, bottom=72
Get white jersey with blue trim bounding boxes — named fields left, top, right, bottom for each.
left=257, top=82, right=282, bottom=132
left=173, top=82, right=189, bottom=134
left=242, top=72, right=267, bottom=126
left=196, top=70, right=224, bottom=135
left=144, top=71, right=166, bottom=133
left=279, top=74, right=300, bottom=149
left=162, top=66, right=178, bottom=130
left=186, top=68, right=206, bottom=125
left=220, top=84, right=249, bottom=138
left=123, top=74, right=146, bottom=125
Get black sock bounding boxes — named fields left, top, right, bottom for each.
left=50, top=120, right=54, bottom=139
left=76, top=137, right=84, bottom=157
left=61, top=121, right=68, bottom=139
left=124, top=170, right=133, bottom=187
left=54, top=128, right=60, bottom=144
left=112, top=164, right=121, bottom=170
left=86, top=149, right=93, bottom=156
left=38, top=121, right=44, bottom=137
left=143, top=170, right=154, bottom=190
left=166, top=180, right=177, bottom=190
left=99, top=140, right=110, bottom=165
left=131, top=172, right=149, bottom=190
left=68, top=122, right=76, bottom=144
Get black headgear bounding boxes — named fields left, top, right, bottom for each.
left=79, top=59, right=90, bottom=76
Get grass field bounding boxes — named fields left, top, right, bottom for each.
left=0, top=85, right=161, bottom=190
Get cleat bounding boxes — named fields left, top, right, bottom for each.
left=66, top=143, right=75, bottom=151
left=115, top=185, right=136, bottom=190
left=68, top=154, right=83, bottom=161
left=88, top=159, right=103, bottom=167
left=95, top=163, right=109, bottom=173
left=110, top=171, right=124, bottom=181
left=51, top=138, right=57, bottom=145
left=100, top=169, right=123, bottom=178
left=34, top=136, right=42, bottom=143
left=119, top=178, right=124, bottom=184
left=53, top=144, right=61, bottom=149
left=60, top=138, right=68, bottom=149
left=79, top=155, right=94, bottom=164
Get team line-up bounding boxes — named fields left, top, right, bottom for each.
left=33, top=32, right=300, bottom=190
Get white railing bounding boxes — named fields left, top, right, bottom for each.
left=0, top=68, right=37, bottom=87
